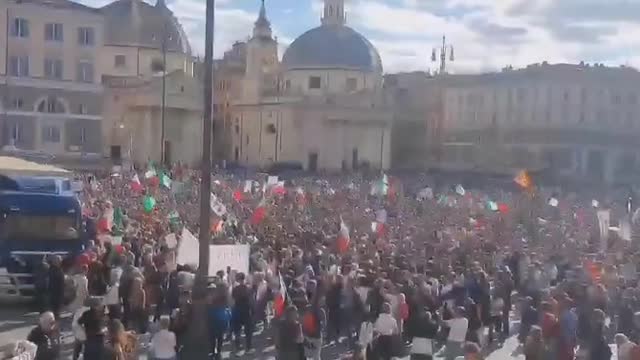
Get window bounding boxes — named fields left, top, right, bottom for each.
left=285, top=80, right=291, bottom=90
left=235, top=125, right=240, bottom=134
left=38, top=97, right=65, bottom=114
left=80, top=127, right=86, bottom=144
left=246, top=135, right=249, bottom=145
left=114, top=55, right=126, bottom=68
left=1, top=214, right=77, bottom=241
left=10, top=98, right=24, bottom=110
left=77, top=27, right=94, bottom=46
left=10, top=123, right=21, bottom=141
left=42, top=126, right=61, bottom=143
left=346, top=78, right=357, bottom=92
left=563, top=90, right=569, bottom=102
left=612, top=93, right=622, bottom=105
left=308, top=76, right=321, bottom=89
left=11, top=18, right=29, bottom=38
left=44, top=58, right=63, bottom=80
left=9, top=56, right=29, bottom=77
left=77, top=104, right=88, bottom=115
left=45, top=23, right=63, bottom=42
left=76, top=61, right=94, bottom=83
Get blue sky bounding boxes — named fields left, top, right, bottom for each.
left=78, top=0, right=640, bottom=74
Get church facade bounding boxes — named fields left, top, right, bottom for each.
left=225, top=0, right=392, bottom=171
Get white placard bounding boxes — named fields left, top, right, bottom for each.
left=176, top=228, right=199, bottom=267
left=597, top=209, right=610, bottom=252
left=164, top=233, right=178, bottom=249
left=208, top=244, right=250, bottom=276
left=244, top=180, right=252, bottom=193
left=267, top=176, right=279, bottom=186
left=71, top=181, right=84, bottom=192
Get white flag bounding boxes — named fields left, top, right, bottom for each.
left=597, top=209, right=610, bottom=252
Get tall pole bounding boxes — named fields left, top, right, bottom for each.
left=160, top=20, right=167, bottom=166
left=380, top=123, right=385, bottom=172
left=184, top=0, right=213, bottom=358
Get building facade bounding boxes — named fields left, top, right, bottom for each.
left=223, top=0, right=392, bottom=171
left=99, top=0, right=202, bottom=166
left=436, top=63, right=640, bottom=184
left=0, top=0, right=104, bottom=158
left=213, top=42, right=247, bottom=161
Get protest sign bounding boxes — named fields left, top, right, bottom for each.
left=176, top=228, right=199, bottom=267
left=208, top=244, right=250, bottom=276
left=164, top=233, right=178, bottom=249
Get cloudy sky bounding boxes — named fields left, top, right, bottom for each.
left=78, top=0, right=640, bottom=74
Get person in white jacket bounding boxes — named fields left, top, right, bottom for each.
left=71, top=305, right=89, bottom=360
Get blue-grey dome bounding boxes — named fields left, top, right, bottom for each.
left=282, top=26, right=382, bottom=73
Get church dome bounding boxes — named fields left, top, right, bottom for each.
left=100, top=0, right=191, bottom=55
left=282, top=25, right=382, bottom=73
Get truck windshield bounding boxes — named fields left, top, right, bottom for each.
left=1, top=214, right=79, bottom=240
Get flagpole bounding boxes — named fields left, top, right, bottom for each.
left=184, top=0, right=214, bottom=358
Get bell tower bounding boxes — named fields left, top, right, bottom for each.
left=243, top=0, right=279, bottom=103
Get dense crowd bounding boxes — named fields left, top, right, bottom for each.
left=13, top=164, right=640, bottom=360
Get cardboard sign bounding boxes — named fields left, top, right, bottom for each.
left=208, top=244, right=250, bottom=276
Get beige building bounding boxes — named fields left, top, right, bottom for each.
left=213, top=42, right=247, bottom=161
left=384, top=72, right=445, bottom=169
left=226, top=0, right=392, bottom=171
left=99, top=0, right=202, bottom=166
left=0, top=0, right=105, bottom=159
left=436, top=63, right=640, bottom=184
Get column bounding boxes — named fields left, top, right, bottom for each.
left=603, top=150, right=617, bottom=185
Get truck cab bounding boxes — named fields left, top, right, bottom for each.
left=0, top=175, right=85, bottom=274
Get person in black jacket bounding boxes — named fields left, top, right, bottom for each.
left=27, top=311, right=61, bottom=360
left=33, top=260, right=49, bottom=313
left=47, top=256, right=65, bottom=319
left=408, top=308, right=438, bottom=360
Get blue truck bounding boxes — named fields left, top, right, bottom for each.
left=0, top=175, right=85, bottom=275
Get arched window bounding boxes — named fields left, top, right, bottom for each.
left=37, top=97, right=66, bottom=114
left=329, top=6, right=333, bottom=16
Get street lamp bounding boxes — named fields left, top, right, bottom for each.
left=431, top=35, right=454, bottom=75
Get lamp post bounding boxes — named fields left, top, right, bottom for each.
left=431, top=35, right=454, bottom=75
left=183, top=0, right=214, bottom=358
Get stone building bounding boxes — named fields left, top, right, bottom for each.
left=437, top=63, right=640, bottom=184
left=225, top=0, right=392, bottom=171
left=99, top=0, right=202, bottom=166
left=0, top=0, right=104, bottom=158
left=213, top=42, right=247, bottom=161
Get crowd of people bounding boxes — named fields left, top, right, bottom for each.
left=14, top=163, right=640, bottom=360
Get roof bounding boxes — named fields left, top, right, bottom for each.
left=442, top=63, right=640, bottom=87
left=282, top=25, right=383, bottom=73
left=100, top=0, right=191, bottom=55
left=0, top=157, right=70, bottom=177
left=10, top=0, right=100, bottom=13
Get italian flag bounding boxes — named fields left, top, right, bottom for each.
left=273, top=272, right=287, bottom=319
left=336, top=217, right=350, bottom=254
left=130, top=174, right=143, bottom=192
left=250, top=197, right=267, bottom=225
